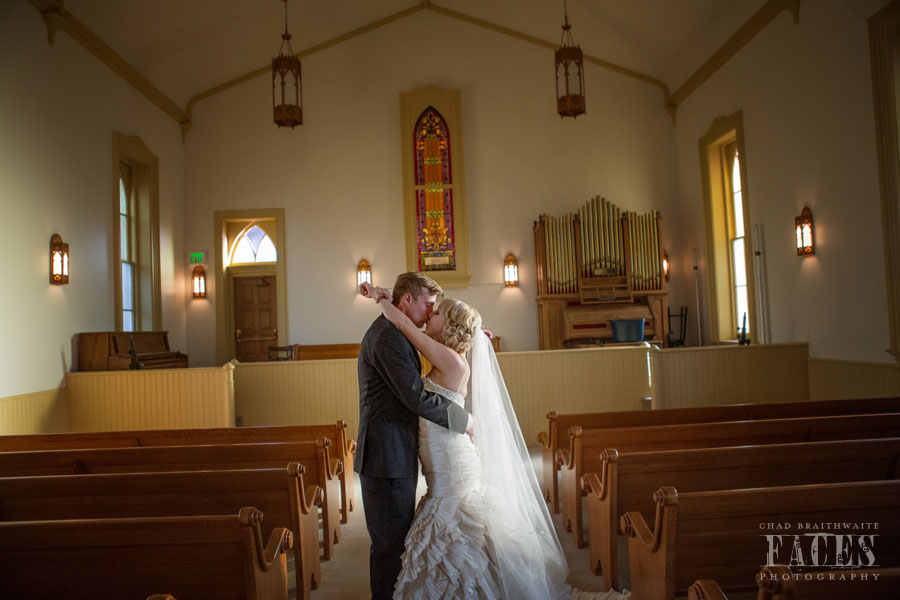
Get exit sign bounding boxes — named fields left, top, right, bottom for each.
left=190, top=252, right=204, bottom=264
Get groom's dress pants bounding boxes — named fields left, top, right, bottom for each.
left=360, top=474, right=418, bottom=600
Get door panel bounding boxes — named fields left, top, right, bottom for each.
left=233, top=276, right=277, bottom=362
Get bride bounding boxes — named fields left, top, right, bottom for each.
left=359, top=282, right=627, bottom=600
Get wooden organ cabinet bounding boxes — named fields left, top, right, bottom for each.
left=533, top=196, right=668, bottom=350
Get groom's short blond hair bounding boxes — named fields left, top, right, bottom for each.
left=392, top=272, right=443, bottom=305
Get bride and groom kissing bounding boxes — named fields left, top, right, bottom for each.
left=356, top=272, right=618, bottom=600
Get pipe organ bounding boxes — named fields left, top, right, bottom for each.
left=533, top=196, right=668, bottom=349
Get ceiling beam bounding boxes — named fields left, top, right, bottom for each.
left=28, top=0, right=801, bottom=137
left=666, top=0, right=801, bottom=122
left=28, top=0, right=189, bottom=130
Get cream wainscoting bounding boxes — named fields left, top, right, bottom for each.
left=64, top=365, right=234, bottom=432
left=231, top=346, right=652, bottom=445
left=8, top=345, right=899, bottom=439
left=808, top=358, right=900, bottom=401
left=0, top=388, right=69, bottom=435
left=496, top=347, right=651, bottom=444
left=649, top=343, right=810, bottom=409
left=232, top=359, right=360, bottom=436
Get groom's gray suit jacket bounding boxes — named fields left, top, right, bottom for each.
left=355, top=314, right=468, bottom=478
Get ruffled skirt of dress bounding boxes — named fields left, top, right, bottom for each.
left=393, top=488, right=502, bottom=599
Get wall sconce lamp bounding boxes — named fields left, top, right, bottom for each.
left=357, top=259, right=372, bottom=288
left=192, top=265, right=207, bottom=298
left=49, top=234, right=69, bottom=285
left=795, top=207, right=815, bottom=256
left=503, top=254, right=519, bottom=287
left=662, top=250, right=670, bottom=281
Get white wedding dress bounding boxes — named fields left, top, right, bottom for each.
left=393, top=350, right=630, bottom=600
left=393, top=378, right=502, bottom=598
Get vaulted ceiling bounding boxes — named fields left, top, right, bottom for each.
left=37, top=0, right=887, bottom=122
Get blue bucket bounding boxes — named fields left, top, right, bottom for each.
left=610, top=319, right=645, bottom=342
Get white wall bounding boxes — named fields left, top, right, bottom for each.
left=183, top=10, right=679, bottom=364
left=669, top=1, right=891, bottom=363
left=0, top=1, right=187, bottom=397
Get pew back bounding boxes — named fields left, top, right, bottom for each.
left=0, top=466, right=323, bottom=600
left=0, top=440, right=343, bottom=559
left=539, top=396, right=900, bottom=512
left=621, top=480, right=900, bottom=599
left=559, top=412, right=900, bottom=547
left=0, top=507, right=291, bottom=600
left=582, top=437, right=900, bottom=590
left=0, top=421, right=357, bottom=523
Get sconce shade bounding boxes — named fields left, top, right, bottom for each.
left=555, top=1, right=585, bottom=118
left=273, top=0, right=302, bottom=128
left=49, top=233, right=69, bottom=285
left=192, top=265, right=206, bottom=298
left=662, top=251, right=670, bottom=281
left=357, top=259, right=372, bottom=287
left=795, top=207, right=815, bottom=256
left=503, top=254, right=519, bottom=287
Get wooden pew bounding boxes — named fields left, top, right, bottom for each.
left=558, top=412, right=900, bottom=547
left=0, top=507, right=291, bottom=600
left=538, top=396, right=900, bottom=513
left=756, top=565, right=900, bottom=599
left=0, top=439, right=344, bottom=560
left=0, top=420, right=357, bottom=525
left=581, top=437, right=900, bottom=591
left=0, top=465, right=323, bottom=600
left=620, top=480, right=900, bottom=600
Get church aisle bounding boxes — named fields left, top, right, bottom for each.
left=292, top=448, right=629, bottom=599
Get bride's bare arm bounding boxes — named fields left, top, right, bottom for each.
left=359, top=282, right=465, bottom=377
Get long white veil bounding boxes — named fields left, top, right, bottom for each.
left=468, top=328, right=569, bottom=600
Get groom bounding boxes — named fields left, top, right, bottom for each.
left=355, top=271, right=472, bottom=600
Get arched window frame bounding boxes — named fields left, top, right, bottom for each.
left=400, top=85, right=471, bottom=288
left=228, top=224, right=278, bottom=265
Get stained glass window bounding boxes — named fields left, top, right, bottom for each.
left=413, top=107, right=456, bottom=272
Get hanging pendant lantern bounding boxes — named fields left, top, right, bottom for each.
left=555, top=0, right=585, bottom=118
left=273, top=0, right=302, bottom=128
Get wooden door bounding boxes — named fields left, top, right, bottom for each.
left=233, top=276, right=277, bottom=362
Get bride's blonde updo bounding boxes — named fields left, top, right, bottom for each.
left=438, top=298, right=482, bottom=353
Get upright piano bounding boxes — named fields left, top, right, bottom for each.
left=78, top=331, right=189, bottom=371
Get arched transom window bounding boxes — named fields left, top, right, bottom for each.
left=229, top=225, right=277, bottom=265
